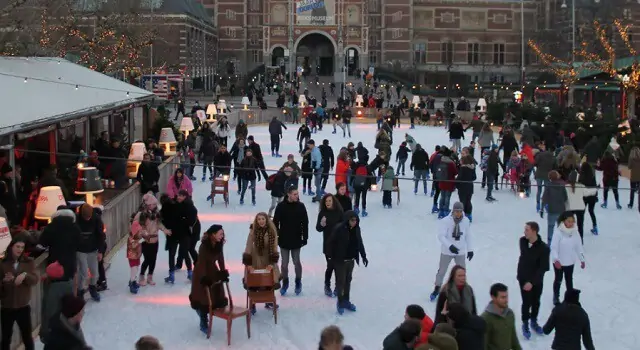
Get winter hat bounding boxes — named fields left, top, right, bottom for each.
left=564, top=288, right=581, bottom=304
left=247, top=135, right=254, bottom=141
left=60, top=294, right=86, bottom=318
left=45, top=261, right=65, bottom=280
left=142, top=192, right=159, bottom=208
left=491, top=144, right=499, bottom=150
left=323, top=139, right=329, bottom=146
left=452, top=202, right=464, bottom=212
left=207, top=224, right=223, bottom=234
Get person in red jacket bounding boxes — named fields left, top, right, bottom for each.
left=335, top=150, right=351, bottom=194
left=436, top=148, right=459, bottom=218
left=404, top=304, right=434, bottom=347
left=597, top=150, right=621, bottom=209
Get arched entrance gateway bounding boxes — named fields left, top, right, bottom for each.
left=295, top=32, right=336, bottom=76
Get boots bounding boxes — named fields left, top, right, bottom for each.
left=522, top=323, right=531, bottom=340
left=197, top=310, right=208, bottom=334
left=187, top=269, right=193, bottom=281
left=147, top=275, right=155, bottom=285
left=128, top=280, right=139, bottom=294
left=96, top=280, right=108, bottom=292
left=165, top=270, right=175, bottom=284
left=280, top=278, right=289, bottom=296
left=530, top=320, right=544, bottom=335
left=429, top=286, right=440, bottom=302
left=88, top=285, right=100, bottom=302
left=138, top=275, right=147, bottom=287
left=294, top=278, right=302, bottom=295
left=324, top=285, right=333, bottom=297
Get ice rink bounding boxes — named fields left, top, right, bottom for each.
left=46, top=122, right=639, bottom=349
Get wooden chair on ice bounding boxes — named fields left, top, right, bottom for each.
left=206, top=282, right=251, bottom=345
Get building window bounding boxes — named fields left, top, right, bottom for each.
left=467, top=42, right=479, bottom=64
left=442, top=12, right=455, bottom=23
left=225, top=9, right=236, bottom=20
left=493, top=14, right=507, bottom=24
left=391, top=11, right=402, bottom=23
left=441, top=41, right=453, bottom=64
left=225, top=27, right=236, bottom=38
left=249, top=15, right=259, bottom=26
left=251, top=50, right=261, bottom=63
left=390, top=28, right=401, bottom=39
left=250, top=34, right=258, bottom=45
left=414, top=43, right=426, bottom=64
left=369, top=52, right=378, bottom=66
left=249, top=0, right=260, bottom=11
left=624, top=8, right=632, bottom=20
left=370, top=33, right=378, bottom=45
left=369, top=0, right=379, bottom=9
left=493, top=43, right=505, bottom=65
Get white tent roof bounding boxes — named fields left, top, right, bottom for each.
left=0, top=57, right=154, bottom=135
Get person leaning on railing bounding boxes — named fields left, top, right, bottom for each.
left=0, top=235, right=39, bottom=350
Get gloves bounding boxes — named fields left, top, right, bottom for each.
left=362, top=257, right=369, bottom=267
left=467, top=252, right=474, bottom=261
left=301, top=239, right=308, bottom=247
left=539, top=210, right=544, bottom=219
left=242, top=253, right=253, bottom=266
left=218, top=269, right=230, bottom=283
left=449, top=245, right=459, bottom=255
left=270, top=252, right=280, bottom=264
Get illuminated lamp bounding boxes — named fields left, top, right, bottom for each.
left=75, top=166, right=104, bottom=206
left=127, top=142, right=147, bottom=178
left=35, top=186, right=66, bottom=222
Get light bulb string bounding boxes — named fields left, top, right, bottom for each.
left=0, top=71, right=148, bottom=96
left=16, top=148, right=640, bottom=190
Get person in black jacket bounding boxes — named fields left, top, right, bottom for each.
left=327, top=210, right=368, bottom=314
left=239, top=149, right=260, bottom=205
left=319, top=139, right=335, bottom=191
left=543, top=288, right=595, bottom=350
left=341, top=107, right=352, bottom=138
left=136, top=153, right=160, bottom=195
left=268, top=169, right=290, bottom=217
left=335, top=182, right=352, bottom=211
left=446, top=302, right=486, bottom=350
left=395, top=141, right=411, bottom=176
left=448, top=117, right=465, bottom=152
left=176, top=201, right=200, bottom=271
left=199, top=126, right=218, bottom=181
left=44, top=294, right=91, bottom=350
left=164, top=190, right=197, bottom=284
left=213, top=144, right=232, bottom=178
left=410, top=144, right=429, bottom=195
left=247, top=136, right=268, bottom=179
left=76, top=204, right=105, bottom=302
left=456, top=155, right=476, bottom=222
left=38, top=207, right=80, bottom=344
left=499, top=128, right=519, bottom=169
left=315, top=193, right=344, bottom=297
left=355, top=142, right=369, bottom=162
left=297, top=124, right=312, bottom=153
left=517, top=221, right=550, bottom=338
left=273, top=187, right=309, bottom=295
left=268, top=116, right=287, bottom=157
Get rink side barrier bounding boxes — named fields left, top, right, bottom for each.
left=6, top=156, right=177, bottom=350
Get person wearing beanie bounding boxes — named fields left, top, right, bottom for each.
left=44, top=294, right=91, bottom=349
left=543, top=289, right=594, bottom=350
left=430, top=203, right=473, bottom=301
left=319, top=139, right=335, bottom=192
left=404, top=304, right=434, bottom=347
left=189, top=224, right=229, bottom=334
left=39, top=207, right=81, bottom=344
left=435, top=147, right=458, bottom=218
left=382, top=319, right=421, bottom=349
left=426, top=323, right=459, bottom=350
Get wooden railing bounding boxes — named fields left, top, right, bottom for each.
left=7, top=156, right=176, bottom=349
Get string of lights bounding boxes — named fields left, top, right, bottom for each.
left=17, top=149, right=640, bottom=190
left=0, top=71, right=149, bottom=97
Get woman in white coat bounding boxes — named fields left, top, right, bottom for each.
left=551, top=211, right=585, bottom=305
left=216, top=117, right=231, bottom=147
left=565, top=170, right=597, bottom=243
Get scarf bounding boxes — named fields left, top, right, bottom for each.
left=444, top=283, right=475, bottom=314
left=452, top=215, right=463, bottom=241
left=59, top=314, right=88, bottom=347
left=254, top=226, right=275, bottom=258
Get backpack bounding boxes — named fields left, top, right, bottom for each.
left=353, top=165, right=368, bottom=189
left=435, top=161, right=449, bottom=181
left=265, top=174, right=277, bottom=190
left=480, top=154, right=489, bottom=172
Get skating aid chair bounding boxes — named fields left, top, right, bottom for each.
left=210, top=176, right=230, bottom=207
left=245, top=268, right=278, bottom=324
left=206, top=282, right=251, bottom=345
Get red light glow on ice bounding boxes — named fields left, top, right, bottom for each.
left=198, top=213, right=255, bottom=223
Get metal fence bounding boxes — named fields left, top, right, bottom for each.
left=7, top=156, right=176, bottom=349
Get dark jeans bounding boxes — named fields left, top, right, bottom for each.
left=603, top=180, right=619, bottom=203
left=140, top=242, right=159, bottom=275
left=168, top=236, right=192, bottom=272
left=202, top=157, right=213, bottom=178
left=324, top=255, right=334, bottom=288
left=270, top=134, right=280, bottom=153
left=630, top=181, right=639, bottom=207
left=518, top=280, right=543, bottom=323
left=553, top=265, right=574, bottom=300
left=354, top=188, right=368, bottom=210
left=584, top=196, right=597, bottom=227
left=569, top=210, right=585, bottom=243
left=334, top=259, right=355, bottom=304
left=1, top=306, right=33, bottom=350
left=298, top=136, right=309, bottom=152
left=382, top=190, right=392, bottom=206
left=97, top=258, right=106, bottom=284
left=321, top=166, right=330, bottom=189
left=177, top=235, right=199, bottom=267
left=432, top=182, right=441, bottom=206
left=302, top=177, right=312, bottom=190
left=458, top=192, right=473, bottom=215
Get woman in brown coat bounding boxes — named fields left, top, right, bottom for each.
left=242, top=212, right=281, bottom=313
left=188, top=224, right=228, bottom=335
left=0, top=235, right=39, bottom=350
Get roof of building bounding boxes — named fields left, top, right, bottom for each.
left=149, top=0, right=213, bottom=25
left=0, top=57, right=154, bottom=136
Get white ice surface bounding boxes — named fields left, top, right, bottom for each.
left=40, top=124, right=640, bottom=349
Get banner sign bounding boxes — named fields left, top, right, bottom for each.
left=296, top=0, right=335, bottom=25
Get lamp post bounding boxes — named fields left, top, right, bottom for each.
left=520, top=0, right=525, bottom=88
